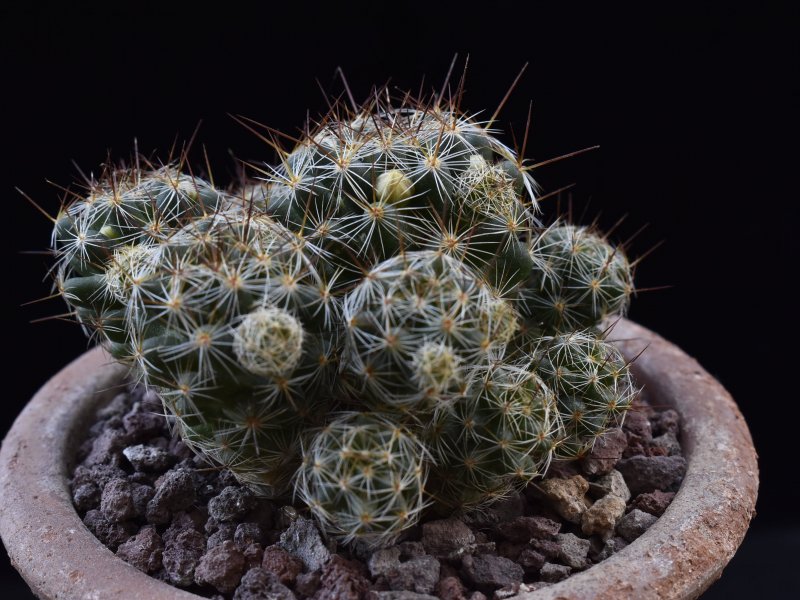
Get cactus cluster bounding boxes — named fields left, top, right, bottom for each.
left=52, top=93, right=637, bottom=547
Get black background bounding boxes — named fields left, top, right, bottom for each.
left=1, top=3, right=797, bottom=598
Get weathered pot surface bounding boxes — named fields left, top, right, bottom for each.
left=0, top=319, right=758, bottom=599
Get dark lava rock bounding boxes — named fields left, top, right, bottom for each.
left=163, top=510, right=206, bottom=545
left=581, top=428, right=628, bottom=476
left=554, top=533, right=590, bottom=569
left=243, top=543, right=264, bottom=570
left=460, top=555, right=523, bottom=593
left=209, top=486, right=258, bottom=522
left=278, top=516, right=331, bottom=572
left=398, top=542, right=425, bottom=558
left=83, top=509, right=135, bottom=550
left=72, top=463, right=127, bottom=491
left=421, top=519, right=476, bottom=561
left=590, top=536, right=628, bottom=562
left=495, top=516, right=560, bottom=542
left=368, top=593, right=438, bottom=599
left=123, top=444, right=175, bottom=472
left=622, top=409, right=652, bottom=440
left=539, top=562, right=571, bottom=583
left=368, top=546, right=402, bottom=578
left=436, top=575, right=468, bottom=600
left=234, top=567, right=297, bottom=599
left=386, top=555, right=440, bottom=594
left=146, top=469, right=196, bottom=524
left=496, top=541, right=524, bottom=562
left=236, top=522, right=267, bottom=549
left=632, top=490, right=676, bottom=517
left=649, top=432, right=681, bottom=457
left=100, top=478, right=136, bottom=522
left=651, top=409, right=680, bottom=436
left=517, top=548, right=546, bottom=573
left=208, top=523, right=237, bottom=549
left=85, top=428, right=130, bottom=466
left=116, top=525, right=163, bottom=573
left=123, top=408, right=167, bottom=442
left=73, top=482, right=100, bottom=512
left=131, top=483, right=155, bottom=518
left=617, top=456, right=687, bottom=495
left=528, top=538, right=560, bottom=560
left=315, top=555, right=371, bottom=600
left=261, top=545, right=304, bottom=586
left=295, top=570, right=321, bottom=597
left=195, top=539, right=246, bottom=594
left=617, top=509, right=658, bottom=542
left=162, top=529, right=206, bottom=586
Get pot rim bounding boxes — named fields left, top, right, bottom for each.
left=0, top=319, right=758, bottom=599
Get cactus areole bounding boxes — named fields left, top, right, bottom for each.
left=51, top=94, right=636, bottom=548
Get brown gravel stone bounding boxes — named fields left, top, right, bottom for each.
left=262, top=545, right=304, bottom=586
left=421, top=519, right=476, bottom=561
left=581, top=495, right=627, bottom=539
left=233, top=567, right=296, bottom=600
left=315, top=555, right=371, bottom=600
left=194, top=539, right=246, bottom=594
left=162, top=528, right=206, bottom=586
left=538, top=475, right=591, bottom=523
left=115, top=525, right=163, bottom=573
left=436, top=575, right=468, bottom=600
left=581, top=429, right=628, bottom=476
left=632, top=490, right=676, bottom=517
left=243, top=543, right=264, bottom=570
left=517, top=547, right=546, bottom=573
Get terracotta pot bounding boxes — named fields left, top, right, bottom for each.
left=0, top=319, right=758, bottom=599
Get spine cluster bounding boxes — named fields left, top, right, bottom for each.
left=52, top=95, right=636, bottom=547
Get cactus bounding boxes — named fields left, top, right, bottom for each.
left=295, top=412, right=428, bottom=546
left=342, top=250, right=513, bottom=411
left=49, top=89, right=639, bottom=546
left=519, top=223, right=634, bottom=334
left=257, top=104, right=539, bottom=291
left=426, top=360, right=558, bottom=511
left=525, top=330, right=636, bottom=459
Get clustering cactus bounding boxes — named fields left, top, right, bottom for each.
left=51, top=91, right=637, bottom=547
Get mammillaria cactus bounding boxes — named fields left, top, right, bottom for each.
left=295, top=412, right=428, bottom=545
left=257, top=105, right=538, bottom=291
left=519, top=223, right=634, bottom=335
left=51, top=90, right=637, bottom=546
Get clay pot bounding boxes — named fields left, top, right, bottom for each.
left=0, top=319, right=758, bottom=599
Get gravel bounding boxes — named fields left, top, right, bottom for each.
left=70, top=383, right=685, bottom=599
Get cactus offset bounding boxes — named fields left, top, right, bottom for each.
left=519, top=223, right=634, bottom=334
left=296, top=412, right=428, bottom=546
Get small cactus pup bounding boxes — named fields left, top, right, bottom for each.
left=526, top=330, right=637, bottom=459
left=519, top=223, right=634, bottom=335
left=425, top=360, right=558, bottom=511
left=248, top=99, right=540, bottom=292
left=295, top=412, right=428, bottom=546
